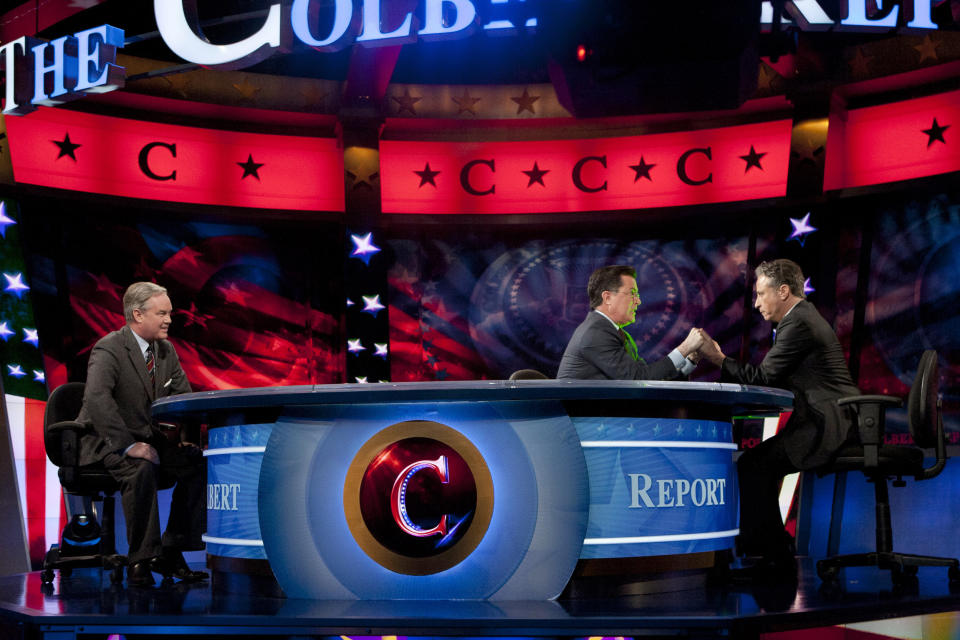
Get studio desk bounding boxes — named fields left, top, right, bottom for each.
left=152, top=380, right=792, bottom=600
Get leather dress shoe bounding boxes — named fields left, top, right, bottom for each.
left=158, top=548, right=209, bottom=583
left=127, top=560, right=155, bottom=587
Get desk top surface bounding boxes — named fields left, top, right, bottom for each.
left=153, top=380, right=793, bottom=417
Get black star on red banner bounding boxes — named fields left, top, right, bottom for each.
left=53, top=132, right=81, bottom=161
left=522, top=162, right=549, bottom=187
left=237, top=154, right=265, bottom=180
left=414, top=162, right=440, bottom=188
left=739, top=145, right=766, bottom=172
left=629, top=156, right=656, bottom=182
left=922, top=117, right=949, bottom=147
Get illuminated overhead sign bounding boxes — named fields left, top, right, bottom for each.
left=0, top=24, right=124, bottom=116
left=761, top=0, right=942, bottom=31
left=824, top=88, right=960, bottom=191
left=155, top=0, right=536, bottom=69
left=5, top=107, right=345, bottom=211
left=380, top=119, right=792, bottom=214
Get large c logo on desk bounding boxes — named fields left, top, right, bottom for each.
left=345, top=422, right=494, bottom=575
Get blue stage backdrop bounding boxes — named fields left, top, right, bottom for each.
left=835, top=191, right=960, bottom=440
left=387, top=236, right=752, bottom=381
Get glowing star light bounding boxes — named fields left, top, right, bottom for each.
left=33, top=370, right=44, bottom=383
left=0, top=322, right=13, bottom=341
left=788, top=212, right=818, bottom=246
left=7, top=364, right=25, bottom=378
left=362, top=295, right=386, bottom=316
left=374, top=343, right=389, bottom=359
left=347, top=339, right=366, bottom=354
left=22, top=328, right=38, bottom=346
left=804, top=278, right=815, bottom=296
left=0, top=203, right=16, bottom=238
left=350, top=232, right=381, bottom=265
left=3, top=273, right=29, bottom=297
left=355, top=376, right=368, bottom=384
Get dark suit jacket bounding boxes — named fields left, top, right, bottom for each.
left=77, top=325, right=192, bottom=466
left=721, top=299, right=859, bottom=469
left=557, top=311, right=682, bottom=380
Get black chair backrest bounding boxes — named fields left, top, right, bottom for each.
left=43, top=382, right=86, bottom=468
left=509, top=369, right=550, bottom=380
left=908, top=350, right=939, bottom=448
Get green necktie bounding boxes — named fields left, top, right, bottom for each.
left=619, top=328, right=644, bottom=363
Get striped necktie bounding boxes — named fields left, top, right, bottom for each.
left=145, top=345, right=155, bottom=385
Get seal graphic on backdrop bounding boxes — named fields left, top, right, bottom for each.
left=344, top=421, right=494, bottom=576
left=867, top=201, right=960, bottom=410
left=469, top=240, right=710, bottom=376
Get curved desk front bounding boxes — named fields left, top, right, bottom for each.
left=152, top=380, right=792, bottom=600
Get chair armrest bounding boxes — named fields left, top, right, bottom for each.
left=837, top=395, right=903, bottom=408
left=47, top=420, right=92, bottom=471
left=837, top=395, right=902, bottom=469
left=48, top=420, right=89, bottom=434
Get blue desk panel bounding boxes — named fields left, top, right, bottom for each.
left=155, top=381, right=791, bottom=600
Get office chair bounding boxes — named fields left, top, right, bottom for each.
left=816, top=350, right=960, bottom=586
left=508, top=369, right=550, bottom=380
left=41, top=382, right=126, bottom=584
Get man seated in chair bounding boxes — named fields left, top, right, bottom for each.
left=698, top=259, right=860, bottom=581
left=76, top=282, right=207, bottom=587
left=557, top=264, right=704, bottom=380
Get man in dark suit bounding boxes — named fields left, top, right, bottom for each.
left=77, top=282, right=207, bottom=587
left=557, top=265, right=703, bottom=380
left=698, top=259, right=859, bottom=579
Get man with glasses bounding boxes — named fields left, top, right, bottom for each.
left=557, top=264, right=704, bottom=380
left=698, top=259, right=859, bottom=582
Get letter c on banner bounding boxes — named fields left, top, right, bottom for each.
left=138, top=142, right=177, bottom=181
left=677, top=147, right=713, bottom=186
left=390, top=456, right=450, bottom=537
left=460, top=159, right=496, bottom=196
left=572, top=155, right=608, bottom=193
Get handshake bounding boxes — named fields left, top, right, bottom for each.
left=677, top=327, right=726, bottom=368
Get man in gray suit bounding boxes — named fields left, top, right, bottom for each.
left=77, top=282, right=207, bottom=587
left=557, top=265, right=703, bottom=380
left=699, top=259, right=859, bottom=580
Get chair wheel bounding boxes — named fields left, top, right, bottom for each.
left=816, top=561, right=838, bottom=582
left=41, top=569, right=54, bottom=584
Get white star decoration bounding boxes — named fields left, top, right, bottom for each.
left=7, top=364, right=25, bottom=377
left=350, top=232, right=381, bottom=265
left=22, top=328, right=38, bottom=346
left=0, top=203, right=16, bottom=238
left=0, top=322, right=13, bottom=340
left=33, top=370, right=44, bottom=382
left=788, top=212, right=818, bottom=245
left=347, top=339, right=366, bottom=353
left=374, top=343, right=389, bottom=358
left=362, top=295, right=386, bottom=316
left=804, top=278, right=815, bottom=295
left=3, top=273, right=29, bottom=297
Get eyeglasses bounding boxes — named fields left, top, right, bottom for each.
left=610, top=289, right=641, bottom=301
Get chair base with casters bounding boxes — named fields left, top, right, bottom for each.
left=815, top=350, right=960, bottom=587
left=42, top=382, right=128, bottom=585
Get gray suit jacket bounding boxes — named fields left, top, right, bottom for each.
left=556, top=311, right=682, bottom=380
left=721, top=299, right=860, bottom=469
left=76, top=325, right=192, bottom=466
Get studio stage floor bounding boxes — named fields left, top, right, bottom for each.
left=1, top=558, right=959, bottom=639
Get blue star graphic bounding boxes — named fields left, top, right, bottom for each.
left=3, top=273, right=29, bottom=297
left=347, top=339, right=365, bottom=353
left=0, top=203, right=16, bottom=238
left=788, top=212, right=818, bottom=246
left=804, top=278, right=815, bottom=295
left=374, top=343, right=389, bottom=358
left=435, top=368, right=449, bottom=380
left=0, top=322, right=13, bottom=341
left=33, top=370, right=44, bottom=382
left=362, top=295, right=386, bottom=316
left=350, top=232, right=381, bottom=265
left=7, top=364, right=25, bottom=378
left=22, top=328, right=38, bottom=347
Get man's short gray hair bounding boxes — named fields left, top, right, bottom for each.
left=755, top=259, right=806, bottom=299
left=123, top=282, right=168, bottom=323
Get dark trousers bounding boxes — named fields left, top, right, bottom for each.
left=737, top=433, right=800, bottom=560
left=103, top=435, right=205, bottom=563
